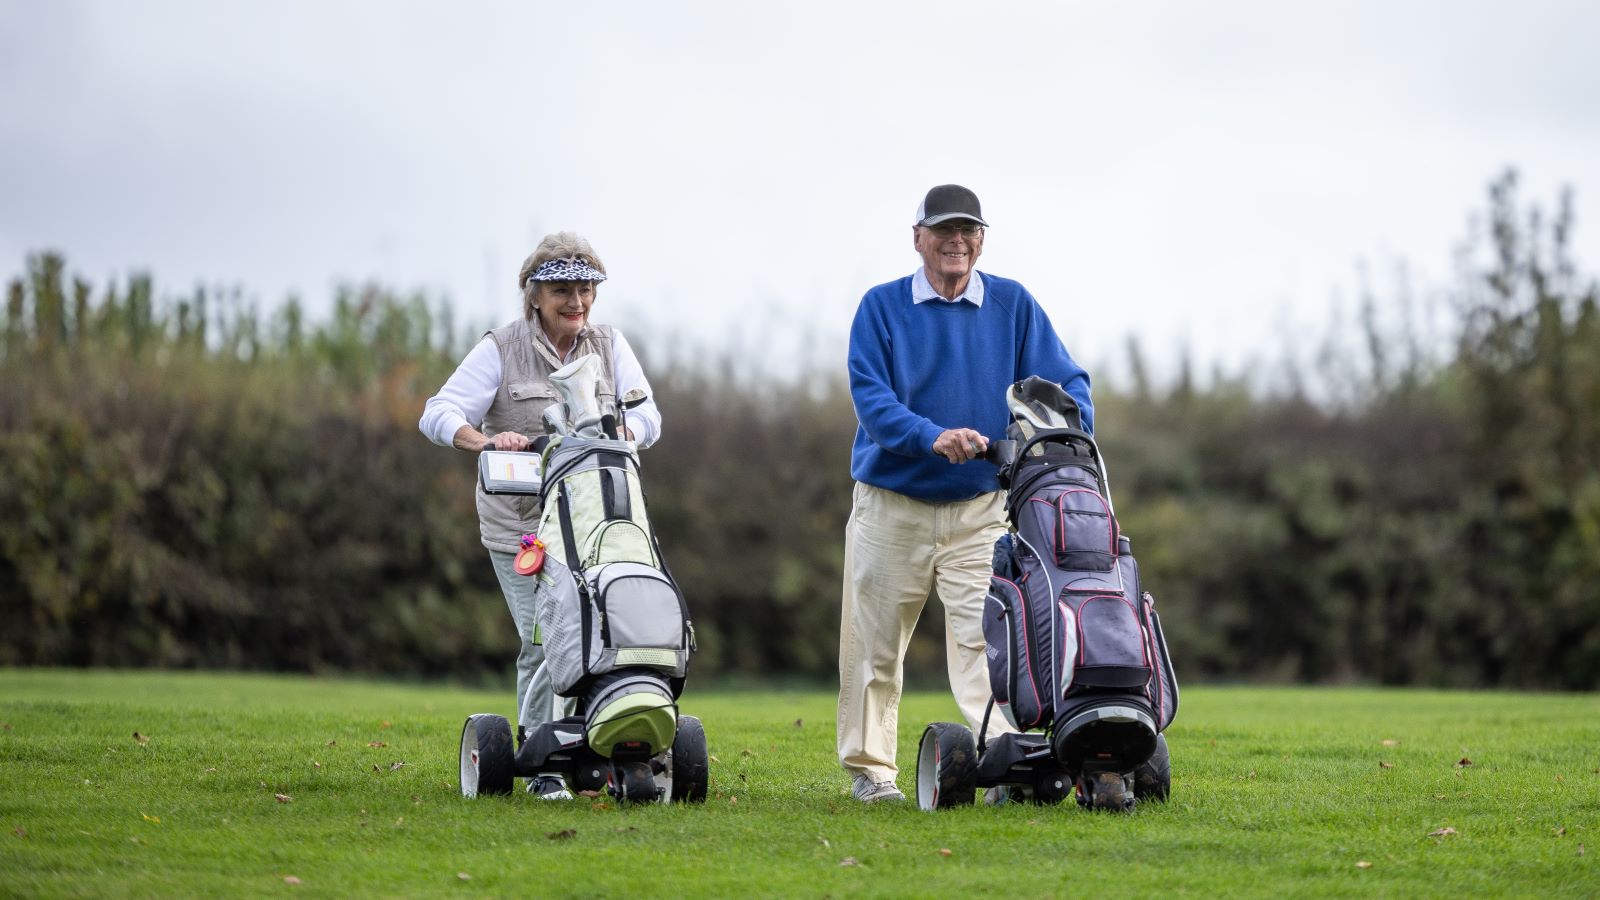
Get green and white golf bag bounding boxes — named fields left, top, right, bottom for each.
left=531, top=356, right=694, bottom=759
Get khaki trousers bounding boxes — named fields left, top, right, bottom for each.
left=837, top=482, right=1012, bottom=783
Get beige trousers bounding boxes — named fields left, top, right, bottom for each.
left=837, top=481, right=1012, bottom=783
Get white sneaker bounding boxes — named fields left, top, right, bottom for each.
left=851, top=774, right=905, bottom=803
left=528, top=775, right=573, bottom=800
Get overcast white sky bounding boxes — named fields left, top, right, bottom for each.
left=2, top=1, right=1596, bottom=384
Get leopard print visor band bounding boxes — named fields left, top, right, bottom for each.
left=528, top=257, right=607, bottom=285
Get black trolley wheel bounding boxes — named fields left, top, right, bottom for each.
left=459, top=713, right=515, bottom=798
left=915, top=722, right=978, bottom=810
left=1132, top=732, right=1171, bottom=802
left=668, top=715, right=709, bottom=803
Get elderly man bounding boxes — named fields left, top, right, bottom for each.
left=838, top=184, right=1095, bottom=803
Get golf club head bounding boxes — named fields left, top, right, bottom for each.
left=619, top=387, right=649, bottom=411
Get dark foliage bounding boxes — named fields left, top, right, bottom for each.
left=2, top=172, right=1596, bottom=688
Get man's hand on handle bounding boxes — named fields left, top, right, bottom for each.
left=932, top=428, right=989, bottom=464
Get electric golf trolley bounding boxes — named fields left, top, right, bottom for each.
left=457, top=355, right=709, bottom=805
left=915, top=377, right=1178, bottom=812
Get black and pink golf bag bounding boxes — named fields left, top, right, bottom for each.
left=982, top=377, right=1178, bottom=801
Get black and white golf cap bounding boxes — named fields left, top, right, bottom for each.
left=915, top=184, right=988, bottom=227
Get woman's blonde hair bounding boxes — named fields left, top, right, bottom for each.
left=517, top=231, right=606, bottom=320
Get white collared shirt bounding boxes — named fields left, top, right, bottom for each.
left=419, top=325, right=662, bottom=449
left=911, top=266, right=985, bottom=307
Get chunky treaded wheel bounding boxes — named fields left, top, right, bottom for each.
left=1076, top=770, right=1135, bottom=812
left=669, top=716, right=709, bottom=803
left=1132, top=732, right=1171, bottom=802
left=614, top=760, right=658, bottom=804
left=915, top=722, right=978, bottom=810
left=459, top=713, right=514, bottom=798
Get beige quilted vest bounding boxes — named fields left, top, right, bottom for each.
left=475, top=317, right=615, bottom=552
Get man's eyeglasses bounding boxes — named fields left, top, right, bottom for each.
left=924, top=222, right=984, bottom=238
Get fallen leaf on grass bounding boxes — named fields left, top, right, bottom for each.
left=283, top=876, right=301, bottom=886
left=141, top=814, right=160, bottom=824
left=204, top=767, right=216, bottom=773
left=1379, top=761, right=1394, bottom=770
left=394, top=817, right=404, bottom=827
left=312, top=761, right=322, bottom=769
left=548, top=829, right=577, bottom=841
left=274, top=794, right=293, bottom=804
left=133, top=731, right=149, bottom=745
left=12, top=827, right=25, bottom=838
left=794, top=718, right=803, bottom=728
left=457, top=873, right=471, bottom=881
left=1579, top=844, right=1585, bottom=857
left=1554, top=826, right=1566, bottom=837
left=3, top=723, right=11, bottom=731
left=1428, top=827, right=1457, bottom=837
left=729, top=796, right=738, bottom=806
left=380, top=720, right=392, bottom=730
left=741, top=749, right=754, bottom=757
left=818, top=837, right=831, bottom=848
left=1457, top=757, right=1473, bottom=768
left=388, top=761, right=407, bottom=772
left=938, top=848, right=952, bottom=857
left=368, top=741, right=387, bottom=748
left=590, top=802, right=612, bottom=811
left=1381, top=739, right=1399, bottom=747
left=1355, top=861, right=1373, bottom=869
left=326, top=740, right=337, bottom=747
left=1555, top=774, right=1564, bottom=782
left=410, top=795, right=421, bottom=805
left=839, top=857, right=860, bottom=867
left=709, top=755, right=720, bottom=763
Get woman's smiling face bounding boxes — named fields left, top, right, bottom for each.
left=534, top=280, right=597, bottom=347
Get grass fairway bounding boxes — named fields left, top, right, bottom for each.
left=1, top=670, right=1596, bottom=898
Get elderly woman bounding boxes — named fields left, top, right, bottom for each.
left=419, top=231, right=661, bottom=799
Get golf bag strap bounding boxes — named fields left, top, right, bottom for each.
left=556, top=483, right=588, bottom=600
left=977, top=696, right=995, bottom=755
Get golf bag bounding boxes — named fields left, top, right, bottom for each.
left=529, top=359, right=694, bottom=760
left=983, top=377, right=1178, bottom=779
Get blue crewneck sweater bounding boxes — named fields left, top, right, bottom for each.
left=847, top=271, right=1094, bottom=502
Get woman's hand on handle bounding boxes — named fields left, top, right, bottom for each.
left=452, top=424, right=530, bottom=453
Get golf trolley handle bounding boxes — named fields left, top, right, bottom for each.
left=983, top=440, right=1019, bottom=468
left=478, top=434, right=553, bottom=454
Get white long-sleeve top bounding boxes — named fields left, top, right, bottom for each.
left=419, top=326, right=662, bottom=449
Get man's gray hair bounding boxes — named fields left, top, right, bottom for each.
left=518, top=231, right=607, bottom=320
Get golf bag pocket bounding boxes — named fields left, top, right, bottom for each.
left=1142, top=595, right=1180, bottom=731
left=1052, top=489, right=1118, bottom=571
left=1064, top=591, right=1152, bottom=691
left=984, top=576, right=1047, bottom=731
left=534, top=559, right=601, bottom=696
left=589, top=562, right=690, bottom=678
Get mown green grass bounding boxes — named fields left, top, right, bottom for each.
left=0, top=670, right=1596, bottom=898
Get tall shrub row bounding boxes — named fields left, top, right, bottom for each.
left=2, top=173, right=1596, bottom=688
